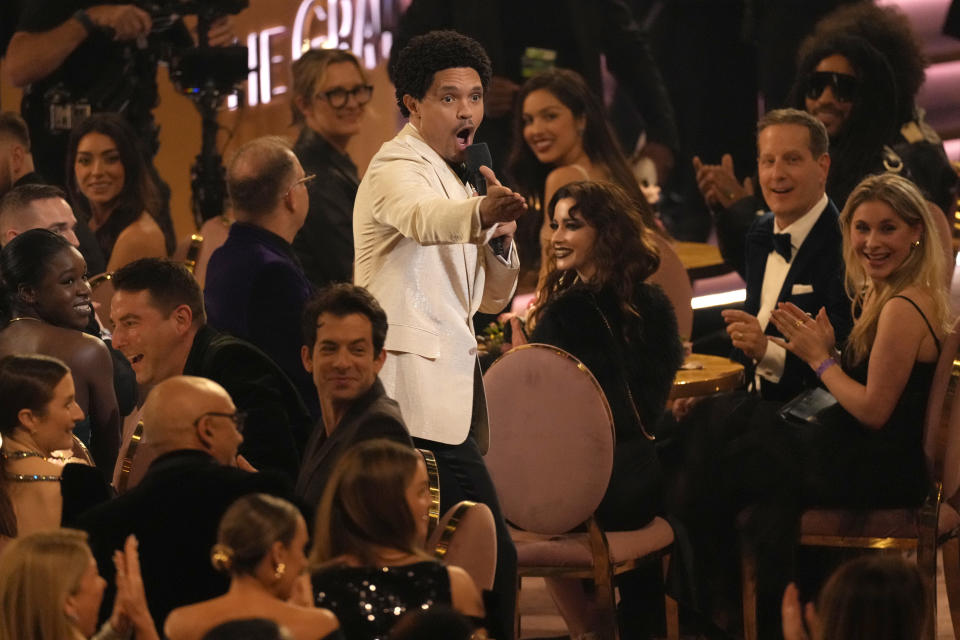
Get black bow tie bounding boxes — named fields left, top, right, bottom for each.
left=450, top=162, right=471, bottom=185
left=771, top=232, right=792, bottom=261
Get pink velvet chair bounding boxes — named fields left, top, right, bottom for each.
left=483, top=344, right=679, bottom=640
left=427, top=500, right=498, bottom=591
left=740, top=318, right=960, bottom=640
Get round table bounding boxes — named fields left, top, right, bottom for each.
left=670, top=353, right=744, bottom=399
left=674, top=241, right=732, bottom=279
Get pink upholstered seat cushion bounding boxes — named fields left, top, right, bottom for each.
left=512, top=516, right=674, bottom=567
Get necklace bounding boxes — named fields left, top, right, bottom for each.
left=7, top=316, right=41, bottom=325
left=4, top=472, right=61, bottom=482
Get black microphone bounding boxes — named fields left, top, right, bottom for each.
left=465, top=142, right=505, bottom=255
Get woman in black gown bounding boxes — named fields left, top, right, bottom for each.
left=682, top=172, right=951, bottom=638
left=309, top=440, right=485, bottom=640
left=513, top=180, right=683, bottom=638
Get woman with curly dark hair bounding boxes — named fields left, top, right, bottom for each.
left=66, top=114, right=175, bottom=273
left=523, top=180, right=683, bottom=532
left=514, top=181, right=683, bottom=638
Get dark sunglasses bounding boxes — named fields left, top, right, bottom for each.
left=314, top=84, right=374, bottom=109
left=805, top=71, right=858, bottom=103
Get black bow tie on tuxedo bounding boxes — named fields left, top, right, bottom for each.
left=449, top=162, right=471, bottom=185
left=771, top=233, right=793, bottom=261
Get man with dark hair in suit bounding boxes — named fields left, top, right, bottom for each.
left=204, top=136, right=317, bottom=418
left=721, top=108, right=852, bottom=401
left=75, top=375, right=295, bottom=632
left=296, top=283, right=411, bottom=509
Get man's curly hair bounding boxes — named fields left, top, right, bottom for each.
left=799, top=3, right=927, bottom=124
left=389, top=30, right=492, bottom=118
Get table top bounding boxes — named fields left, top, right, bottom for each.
left=674, top=241, right=732, bottom=280
left=670, top=353, right=744, bottom=399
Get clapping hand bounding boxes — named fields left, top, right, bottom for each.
left=693, top=154, right=754, bottom=209
left=782, top=583, right=819, bottom=640
left=110, top=535, right=159, bottom=639
left=769, top=303, right=835, bottom=368
left=721, top=309, right=768, bottom=361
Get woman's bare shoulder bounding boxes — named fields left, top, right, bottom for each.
left=545, top=164, right=592, bottom=191
left=108, top=212, right=167, bottom=270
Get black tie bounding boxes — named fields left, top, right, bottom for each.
left=772, top=233, right=792, bottom=261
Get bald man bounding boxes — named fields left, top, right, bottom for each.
left=75, top=376, right=296, bottom=633
left=204, top=136, right=317, bottom=418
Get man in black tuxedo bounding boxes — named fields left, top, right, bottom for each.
left=295, top=283, right=411, bottom=510
left=721, top=109, right=852, bottom=401
left=75, top=375, right=294, bottom=631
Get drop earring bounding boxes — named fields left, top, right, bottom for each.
left=274, top=562, right=286, bottom=580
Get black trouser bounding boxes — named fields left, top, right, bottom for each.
left=413, top=435, right=518, bottom=640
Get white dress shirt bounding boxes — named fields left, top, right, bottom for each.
left=755, top=193, right=829, bottom=383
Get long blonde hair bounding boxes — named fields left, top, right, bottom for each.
left=840, top=173, right=951, bottom=365
left=0, top=529, right=91, bottom=640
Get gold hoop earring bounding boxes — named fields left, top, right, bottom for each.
left=274, top=562, right=286, bottom=580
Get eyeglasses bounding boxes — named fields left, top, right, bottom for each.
left=314, top=84, right=374, bottom=109
left=192, top=411, right=247, bottom=433
left=284, top=174, right=316, bottom=198
left=805, top=71, right=858, bottom=103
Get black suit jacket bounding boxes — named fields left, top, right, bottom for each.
left=184, top=326, right=312, bottom=481
left=291, top=128, right=359, bottom=289
left=740, top=200, right=852, bottom=401
left=75, top=450, right=294, bottom=631
left=296, top=378, right=411, bottom=509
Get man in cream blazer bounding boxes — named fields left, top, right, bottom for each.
left=353, top=30, right=525, bottom=638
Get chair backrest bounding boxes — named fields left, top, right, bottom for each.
left=648, top=235, right=694, bottom=340
left=417, top=448, right=441, bottom=539
left=428, top=500, right=497, bottom=591
left=923, top=317, right=960, bottom=501
left=88, top=272, right=115, bottom=332
left=483, top=344, right=614, bottom=535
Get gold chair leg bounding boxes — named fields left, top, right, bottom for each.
left=741, top=550, right=758, bottom=640
left=942, top=537, right=960, bottom=640
left=587, top=518, right=618, bottom=640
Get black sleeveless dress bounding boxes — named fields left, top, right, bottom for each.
left=680, top=295, right=939, bottom=638
left=311, top=561, right=452, bottom=640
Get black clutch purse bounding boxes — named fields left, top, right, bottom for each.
left=777, top=387, right=841, bottom=426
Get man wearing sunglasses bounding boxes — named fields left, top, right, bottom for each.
left=76, top=375, right=297, bottom=632
left=699, top=33, right=953, bottom=279
left=204, top=136, right=319, bottom=421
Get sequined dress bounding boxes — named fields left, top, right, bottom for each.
left=311, top=561, right=452, bottom=640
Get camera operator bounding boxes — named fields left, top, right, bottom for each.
left=3, top=3, right=235, bottom=187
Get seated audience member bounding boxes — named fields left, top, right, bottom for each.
left=797, top=3, right=958, bottom=216
left=682, top=173, right=950, bottom=638
left=0, top=529, right=157, bottom=640
left=165, top=493, right=341, bottom=640
left=109, top=258, right=310, bottom=481
left=296, top=284, right=411, bottom=509
left=0, top=111, right=41, bottom=195
left=0, top=354, right=110, bottom=540
left=290, top=49, right=371, bottom=289
left=0, top=183, right=80, bottom=247
left=506, top=70, right=690, bottom=332
left=782, top=555, right=930, bottom=640
left=76, top=375, right=296, bottom=632
left=511, top=181, right=682, bottom=637
left=0, top=184, right=136, bottom=416
left=310, top=439, right=485, bottom=640
left=0, top=229, right=121, bottom=472
left=201, top=619, right=295, bottom=640
left=66, top=114, right=175, bottom=273
left=718, top=110, right=851, bottom=404
left=204, top=136, right=316, bottom=417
